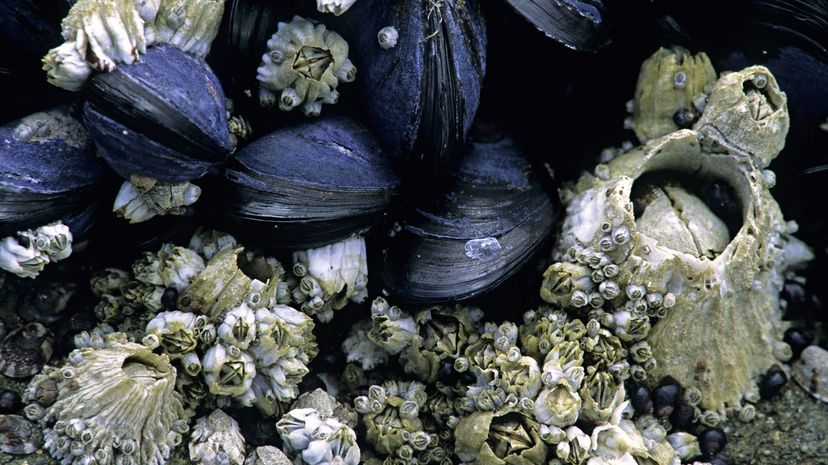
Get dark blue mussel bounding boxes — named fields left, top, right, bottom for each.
left=0, top=107, right=107, bottom=237
left=502, top=0, right=610, bottom=51
left=338, top=0, right=487, bottom=178
left=382, top=133, right=555, bottom=303
left=83, top=44, right=234, bottom=183
left=211, top=116, right=399, bottom=249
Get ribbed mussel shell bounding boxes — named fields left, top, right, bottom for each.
left=213, top=116, right=399, bottom=249
left=0, top=107, right=106, bottom=237
left=83, top=44, right=234, bottom=182
left=382, top=134, right=555, bottom=303
left=339, top=0, right=487, bottom=177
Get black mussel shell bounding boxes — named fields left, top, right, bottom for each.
left=0, top=107, right=106, bottom=237
left=84, top=44, right=234, bottom=183
left=382, top=134, right=555, bottom=303
left=339, top=0, right=487, bottom=178
left=212, top=116, right=399, bottom=249
left=0, top=0, right=67, bottom=62
left=502, top=0, right=610, bottom=51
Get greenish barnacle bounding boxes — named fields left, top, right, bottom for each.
left=276, top=407, right=360, bottom=465
left=113, top=176, right=201, bottom=224
left=579, top=371, right=626, bottom=425
left=454, top=410, right=548, bottom=465
left=290, top=236, right=368, bottom=322
left=0, top=222, right=73, bottom=278
left=631, top=46, right=717, bottom=143
left=177, top=247, right=254, bottom=317
left=366, top=297, right=417, bottom=355
left=202, top=343, right=256, bottom=398
left=145, top=0, right=226, bottom=59
left=257, top=15, right=356, bottom=116
left=26, top=333, right=187, bottom=465
left=519, top=307, right=569, bottom=361
left=553, top=69, right=811, bottom=410
left=354, top=381, right=428, bottom=458
left=144, top=310, right=207, bottom=358
left=694, top=66, right=789, bottom=168
left=398, top=304, right=482, bottom=382
left=189, top=408, right=246, bottom=465
left=133, top=243, right=205, bottom=291
left=188, top=228, right=238, bottom=260
left=540, top=262, right=593, bottom=308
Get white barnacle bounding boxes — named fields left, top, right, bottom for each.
left=316, top=0, right=358, bottom=15
left=0, top=222, right=72, bottom=278
left=217, top=302, right=257, bottom=350
left=189, top=409, right=246, bottom=465
left=377, top=26, right=399, bottom=49
left=276, top=408, right=360, bottom=465
left=257, top=16, right=356, bottom=116
left=113, top=176, right=202, bottom=224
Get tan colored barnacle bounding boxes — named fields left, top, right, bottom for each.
left=178, top=247, right=254, bottom=317
left=540, top=262, right=593, bottom=307
left=113, top=176, right=202, bottom=224
left=455, top=410, right=548, bottom=465
left=257, top=16, right=356, bottom=116
left=579, top=371, right=625, bottom=424
left=34, top=335, right=186, bottom=465
left=145, top=310, right=204, bottom=357
left=631, top=47, right=717, bottom=143
left=145, top=0, right=225, bottom=58
left=553, top=67, right=811, bottom=410
left=519, top=307, right=568, bottom=361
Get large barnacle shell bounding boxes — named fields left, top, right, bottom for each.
left=694, top=65, right=789, bottom=167
left=276, top=408, right=360, bottom=465
left=454, top=410, right=548, bottom=465
left=552, top=69, right=808, bottom=411
left=34, top=336, right=186, bottom=465
left=632, top=47, right=716, bottom=143
left=256, top=16, right=355, bottom=116
left=189, top=408, right=246, bottom=465
left=178, top=247, right=254, bottom=317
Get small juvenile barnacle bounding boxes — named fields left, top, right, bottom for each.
left=377, top=26, right=399, bottom=49
left=257, top=16, right=356, bottom=116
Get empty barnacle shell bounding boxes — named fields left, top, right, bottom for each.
left=382, top=134, right=555, bottom=303
left=34, top=335, right=186, bottom=465
left=0, top=107, right=106, bottom=239
left=0, top=414, right=43, bottom=455
left=694, top=65, right=789, bottom=167
left=256, top=15, right=356, bottom=116
left=502, top=0, right=610, bottom=51
left=84, top=44, right=234, bottom=183
left=338, top=0, right=486, bottom=177
left=631, top=46, right=717, bottom=143
left=792, top=345, right=828, bottom=403
left=0, top=322, right=53, bottom=378
left=189, top=408, right=246, bottom=465
left=213, top=116, right=398, bottom=249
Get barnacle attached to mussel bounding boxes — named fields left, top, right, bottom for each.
left=0, top=107, right=106, bottom=277
left=257, top=15, right=356, bottom=116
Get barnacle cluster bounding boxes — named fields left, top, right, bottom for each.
left=547, top=50, right=811, bottom=420
left=257, top=15, right=357, bottom=116
left=43, top=0, right=225, bottom=90
left=113, top=175, right=202, bottom=224
left=0, top=222, right=72, bottom=278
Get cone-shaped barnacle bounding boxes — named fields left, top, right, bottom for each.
left=189, top=228, right=238, bottom=260
left=579, top=371, right=626, bottom=425
left=534, top=342, right=584, bottom=429
left=189, top=408, right=246, bottom=465
left=337, top=0, right=486, bottom=177
left=631, top=47, right=717, bottom=143
left=455, top=409, right=548, bottom=465
left=133, top=243, right=206, bottom=292
left=144, top=311, right=208, bottom=360
left=44, top=0, right=225, bottom=90
left=365, top=297, right=418, bottom=355
left=276, top=407, right=360, bottom=465
left=28, top=333, right=187, bottom=465
left=552, top=63, right=811, bottom=412
left=353, top=381, right=428, bottom=458
left=256, top=15, right=355, bottom=116
left=554, top=426, right=591, bottom=465
left=588, top=402, right=656, bottom=465
left=519, top=307, right=569, bottom=361
left=290, top=236, right=369, bottom=322
left=245, top=304, right=318, bottom=408
left=178, top=247, right=254, bottom=317
left=113, top=175, right=202, bottom=224
left=398, top=303, right=483, bottom=383
left=0, top=107, right=106, bottom=278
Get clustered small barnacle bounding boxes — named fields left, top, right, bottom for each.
left=43, top=0, right=226, bottom=90
left=257, top=15, right=357, bottom=116
left=0, top=222, right=72, bottom=278
left=188, top=408, right=247, bottom=465
left=277, top=390, right=360, bottom=465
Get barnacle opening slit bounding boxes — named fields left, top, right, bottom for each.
left=121, top=355, right=169, bottom=385
left=292, top=46, right=334, bottom=80
left=487, top=412, right=533, bottom=458
left=631, top=170, right=742, bottom=258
